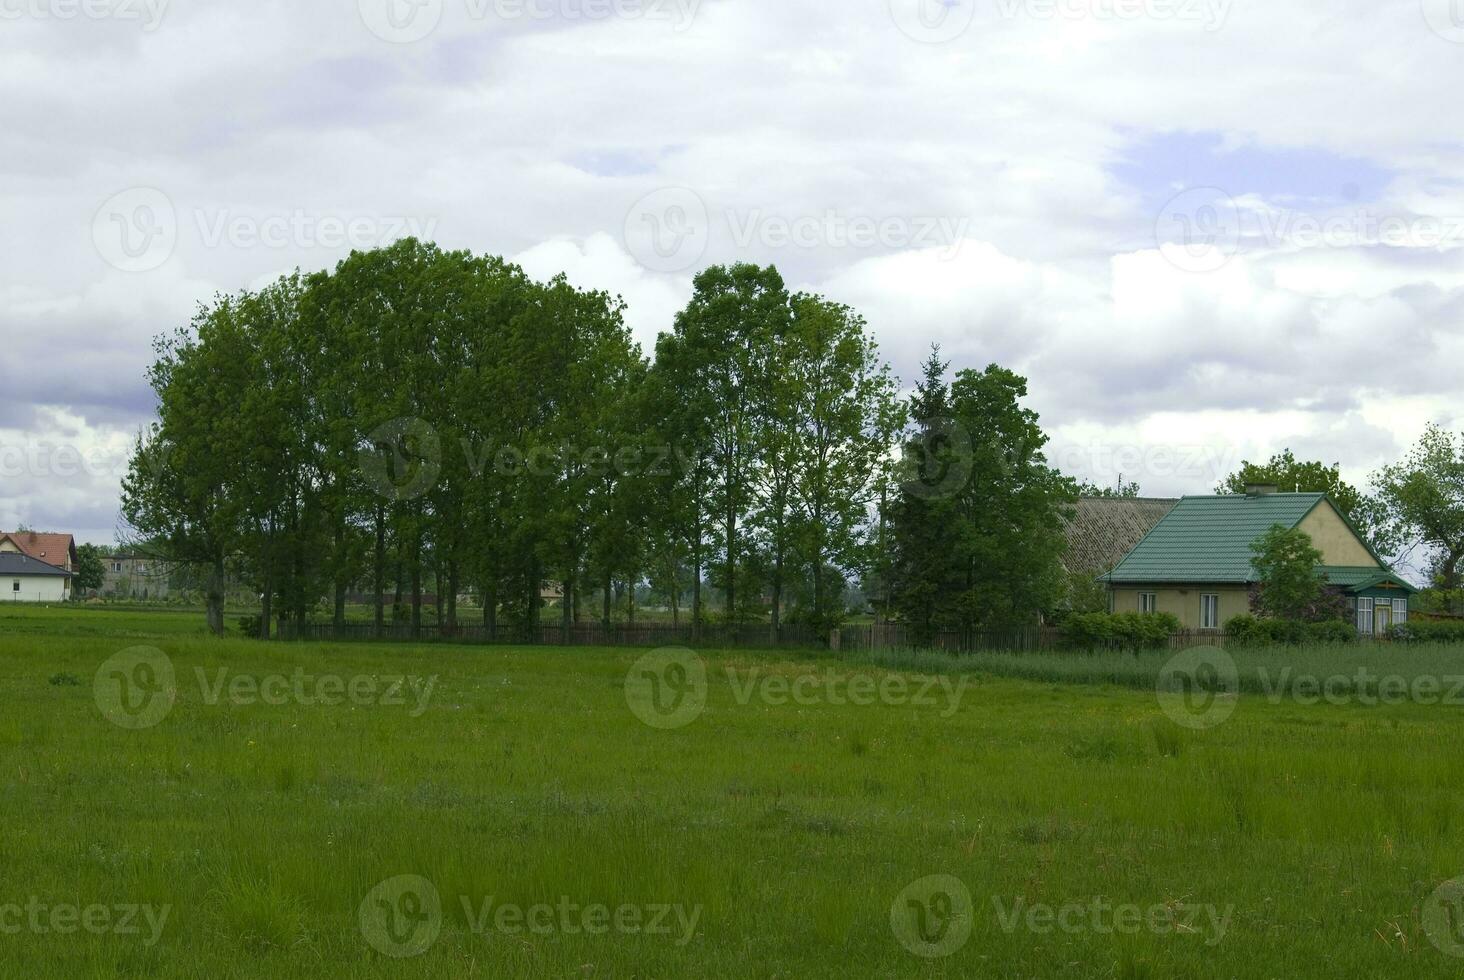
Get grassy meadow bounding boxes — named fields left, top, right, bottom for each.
left=2, top=604, right=1464, bottom=977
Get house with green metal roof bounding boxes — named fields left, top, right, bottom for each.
left=1102, top=486, right=1415, bottom=634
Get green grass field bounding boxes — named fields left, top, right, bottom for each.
left=3, top=605, right=1464, bottom=977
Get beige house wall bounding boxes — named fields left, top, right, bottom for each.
left=1110, top=586, right=1252, bottom=630
left=1297, top=504, right=1378, bottom=567
left=0, top=541, right=18, bottom=554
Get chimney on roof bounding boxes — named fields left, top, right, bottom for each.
left=1245, top=484, right=1279, bottom=498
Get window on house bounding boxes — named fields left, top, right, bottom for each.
left=1200, top=594, right=1219, bottom=630
left=1393, top=598, right=1408, bottom=624
left=1139, top=592, right=1157, bottom=614
left=1357, top=597, right=1374, bottom=635
left=11, top=581, right=18, bottom=594
left=113, top=562, right=122, bottom=573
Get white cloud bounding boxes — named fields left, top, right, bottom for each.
left=4, top=0, right=1464, bottom=533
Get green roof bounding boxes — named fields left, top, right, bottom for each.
left=1317, top=566, right=1417, bottom=593
left=1104, top=493, right=1410, bottom=591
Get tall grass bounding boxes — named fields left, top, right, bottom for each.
left=1, top=605, right=1463, bottom=977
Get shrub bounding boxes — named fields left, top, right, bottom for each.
left=1304, top=619, right=1356, bottom=644
left=1061, top=612, right=1180, bottom=651
left=1391, top=619, right=1464, bottom=643
left=1225, top=614, right=1351, bottom=646
left=237, top=615, right=262, bottom=638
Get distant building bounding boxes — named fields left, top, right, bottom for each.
left=1103, top=488, right=1416, bottom=633
left=0, top=531, right=76, bottom=601
left=103, top=553, right=172, bottom=600
left=0, top=552, right=72, bottom=602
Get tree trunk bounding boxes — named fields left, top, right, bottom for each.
left=446, top=561, right=459, bottom=635
left=206, top=556, right=226, bottom=636
left=373, top=503, right=385, bottom=637
left=333, top=521, right=346, bottom=630
left=410, top=550, right=422, bottom=640
left=771, top=544, right=783, bottom=640
left=726, top=499, right=737, bottom=622
left=562, top=566, right=573, bottom=642
left=602, top=571, right=612, bottom=628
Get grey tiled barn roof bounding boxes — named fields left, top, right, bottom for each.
left=1062, top=497, right=1179, bottom=576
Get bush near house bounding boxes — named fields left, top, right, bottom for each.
left=1060, top=611, right=1181, bottom=650
left=1224, top=614, right=1356, bottom=646
left=1390, top=619, right=1464, bottom=643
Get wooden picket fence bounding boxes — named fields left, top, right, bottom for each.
left=276, top=620, right=1229, bottom=653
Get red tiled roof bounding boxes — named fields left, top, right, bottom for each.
left=0, top=531, right=77, bottom=569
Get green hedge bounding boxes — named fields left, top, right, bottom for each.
left=1390, top=619, right=1464, bottom=643
left=1061, top=612, right=1182, bottom=650
left=1224, top=614, right=1355, bottom=646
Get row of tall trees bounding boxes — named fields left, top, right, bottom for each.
left=123, top=242, right=1078, bottom=638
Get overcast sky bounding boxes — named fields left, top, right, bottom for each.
left=3, top=0, right=1463, bottom=546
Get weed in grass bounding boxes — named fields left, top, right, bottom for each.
left=209, top=874, right=309, bottom=956
left=1148, top=718, right=1189, bottom=758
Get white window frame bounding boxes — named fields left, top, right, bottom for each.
left=1393, top=598, right=1407, bottom=625
left=10, top=580, right=18, bottom=594
left=1139, top=592, right=1157, bottom=614
left=1357, top=597, right=1374, bottom=635
left=1200, top=593, right=1219, bottom=630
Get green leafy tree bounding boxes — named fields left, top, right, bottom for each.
left=887, top=349, right=1074, bottom=641
left=1368, top=425, right=1464, bottom=590
left=1220, top=451, right=1366, bottom=527
left=781, top=294, right=901, bottom=632
left=72, top=544, right=106, bottom=596
left=661, top=264, right=790, bottom=625
left=1249, top=525, right=1327, bottom=621
left=123, top=294, right=262, bottom=635
left=1077, top=478, right=1142, bottom=498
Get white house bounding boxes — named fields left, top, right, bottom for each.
left=1, top=552, right=72, bottom=602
